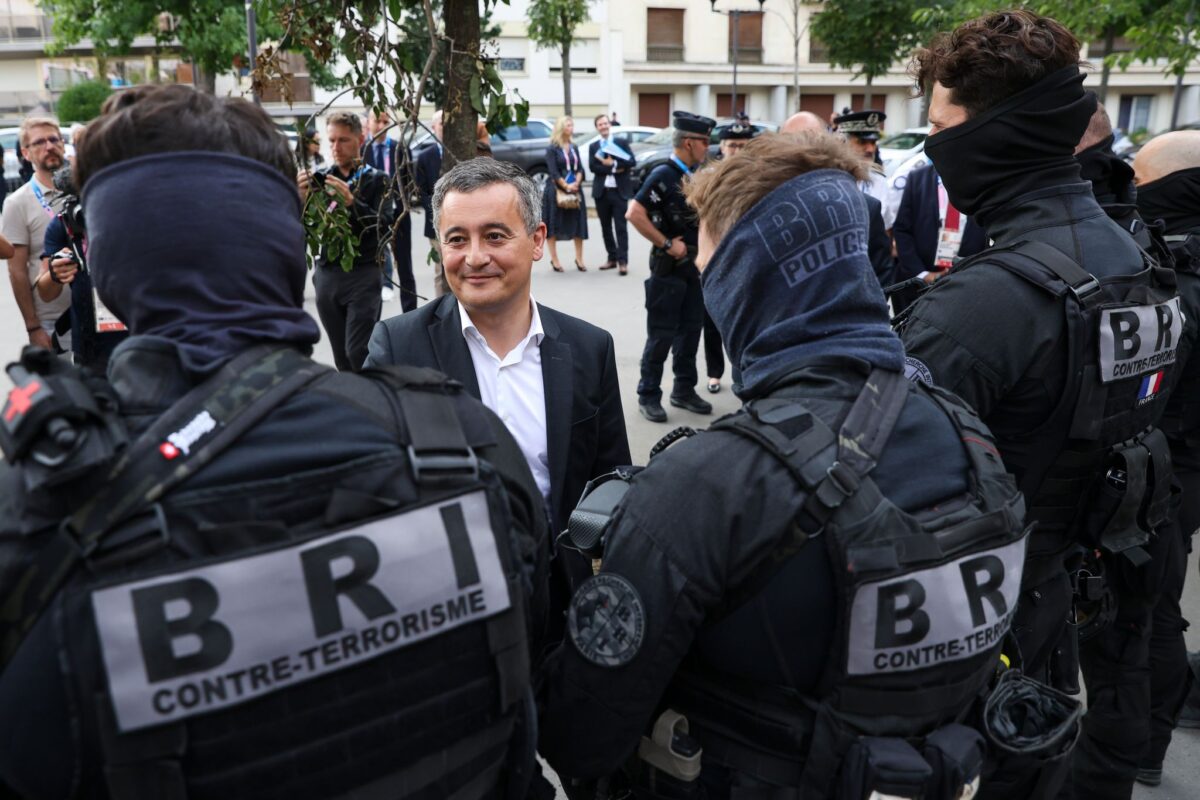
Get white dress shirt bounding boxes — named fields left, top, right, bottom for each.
left=459, top=299, right=551, bottom=502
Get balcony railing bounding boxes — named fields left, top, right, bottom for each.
left=0, top=14, right=52, bottom=44
left=647, top=44, right=684, bottom=62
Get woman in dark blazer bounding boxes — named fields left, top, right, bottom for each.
left=542, top=116, right=588, bottom=271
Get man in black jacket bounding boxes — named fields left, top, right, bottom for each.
left=414, top=110, right=449, bottom=298
left=543, top=131, right=1035, bottom=800
left=589, top=113, right=634, bottom=274
left=898, top=12, right=1181, bottom=798
left=363, top=108, right=416, bottom=312
left=0, top=84, right=548, bottom=800
left=364, top=158, right=630, bottom=640
left=299, top=111, right=392, bottom=371
left=1130, top=129, right=1200, bottom=784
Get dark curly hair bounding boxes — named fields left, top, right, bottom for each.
left=76, top=84, right=296, bottom=189
left=911, top=10, right=1083, bottom=119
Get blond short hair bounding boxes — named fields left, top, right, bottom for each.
left=684, top=131, right=868, bottom=244
left=20, top=116, right=60, bottom=147
left=550, top=116, right=574, bottom=147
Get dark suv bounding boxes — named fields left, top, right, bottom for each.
left=629, top=119, right=777, bottom=189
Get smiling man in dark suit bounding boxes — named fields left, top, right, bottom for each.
left=365, top=158, right=631, bottom=614
left=589, top=113, right=636, bottom=274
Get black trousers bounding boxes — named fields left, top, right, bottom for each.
left=1143, top=516, right=1192, bottom=768
left=594, top=188, right=628, bottom=263
left=637, top=272, right=703, bottom=403
left=388, top=211, right=417, bottom=312
left=314, top=264, right=382, bottom=372
left=703, top=310, right=724, bottom=381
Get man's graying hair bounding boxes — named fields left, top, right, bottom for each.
left=432, top=158, right=542, bottom=234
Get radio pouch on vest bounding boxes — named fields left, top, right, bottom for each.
left=0, top=345, right=327, bottom=672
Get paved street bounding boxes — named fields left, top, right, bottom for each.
left=1, top=210, right=1197, bottom=797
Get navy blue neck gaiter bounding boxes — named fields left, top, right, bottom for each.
left=702, top=168, right=904, bottom=398
left=82, top=151, right=320, bottom=376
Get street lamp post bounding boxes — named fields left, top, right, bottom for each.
left=710, top=0, right=766, bottom=118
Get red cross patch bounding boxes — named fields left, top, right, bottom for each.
left=4, top=381, right=43, bottom=423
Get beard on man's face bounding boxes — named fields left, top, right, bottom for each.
left=35, top=151, right=63, bottom=173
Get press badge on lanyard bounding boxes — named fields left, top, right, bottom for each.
left=935, top=179, right=964, bottom=270
left=94, top=290, right=127, bottom=333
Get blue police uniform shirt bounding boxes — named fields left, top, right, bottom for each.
left=635, top=160, right=697, bottom=247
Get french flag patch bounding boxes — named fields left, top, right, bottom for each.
left=1138, top=371, right=1165, bottom=403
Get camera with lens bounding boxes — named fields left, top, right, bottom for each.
left=52, top=164, right=87, bottom=255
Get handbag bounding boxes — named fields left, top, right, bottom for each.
left=556, top=188, right=580, bottom=209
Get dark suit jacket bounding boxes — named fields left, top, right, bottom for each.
left=414, top=144, right=443, bottom=240
left=364, top=294, right=631, bottom=537
left=588, top=137, right=636, bottom=201
left=893, top=164, right=987, bottom=283
left=864, top=193, right=895, bottom=287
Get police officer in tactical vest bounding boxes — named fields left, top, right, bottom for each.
left=898, top=12, right=1182, bottom=799
left=1130, top=130, right=1200, bottom=784
left=0, top=84, right=549, bottom=800
left=541, top=132, right=1075, bottom=800
left=626, top=111, right=716, bottom=424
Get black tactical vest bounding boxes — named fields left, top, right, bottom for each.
left=666, top=368, right=1030, bottom=798
left=1160, top=232, right=1200, bottom=449
left=4, top=350, right=532, bottom=800
left=971, top=240, right=1180, bottom=567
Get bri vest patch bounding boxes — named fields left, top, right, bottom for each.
left=91, top=491, right=511, bottom=732
left=1099, top=297, right=1183, bottom=383
left=846, top=538, right=1026, bottom=676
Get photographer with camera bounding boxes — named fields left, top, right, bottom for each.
left=36, top=156, right=128, bottom=372
left=298, top=111, right=393, bottom=372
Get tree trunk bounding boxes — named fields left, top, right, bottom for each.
left=442, top=0, right=482, bottom=173
left=1099, top=25, right=1115, bottom=104
left=195, top=64, right=217, bottom=94
left=151, top=51, right=161, bottom=84
left=561, top=41, right=573, bottom=116
left=863, top=76, right=873, bottom=109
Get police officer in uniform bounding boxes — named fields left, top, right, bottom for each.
left=0, top=85, right=549, bottom=800
left=542, top=133, right=1054, bottom=799
left=834, top=108, right=897, bottom=229
left=626, top=111, right=715, bottom=423
left=899, top=13, right=1182, bottom=799
left=1130, top=130, right=1200, bottom=783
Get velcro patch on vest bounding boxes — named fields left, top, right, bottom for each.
left=91, top=491, right=511, bottom=732
left=1098, top=297, right=1182, bottom=384
left=846, top=537, right=1026, bottom=676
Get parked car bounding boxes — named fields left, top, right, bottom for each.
left=878, top=126, right=930, bottom=176
left=0, top=127, right=22, bottom=193
left=408, top=117, right=555, bottom=188
left=577, top=125, right=661, bottom=158
left=630, top=119, right=777, bottom=189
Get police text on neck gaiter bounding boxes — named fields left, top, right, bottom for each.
left=923, top=67, right=1096, bottom=227
left=701, top=169, right=904, bottom=399
left=1136, top=167, right=1200, bottom=235
left=82, top=151, right=321, bottom=376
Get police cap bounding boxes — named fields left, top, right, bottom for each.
left=719, top=121, right=755, bottom=141
left=834, top=109, right=887, bottom=141
left=673, top=110, right=716, bottom=137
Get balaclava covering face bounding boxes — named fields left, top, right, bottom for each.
left=701, top=168, right=905, bottom=398
left=924, top=66, right=1096, bottom=227
left=1136, top=166, right=1200, bottom=234
left=82, top=151, right=321, bottom=376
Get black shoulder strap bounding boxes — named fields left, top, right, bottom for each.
left=1007, top=240, right=1105, bottom=309
left=708, top=369, right=910, bottom=620
left=0, top=346, right=326, bottom=670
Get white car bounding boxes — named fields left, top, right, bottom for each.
left=577, top=126, right=661, bottom=157
left=879, top=126, right=931, bottom=177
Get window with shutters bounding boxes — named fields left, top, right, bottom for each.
left=549, top=38, right=599, bottom=74
left=647, top=8, right=685, bottom=62
left=728, top=12, right=763, bottom=64
left=808, top=17, right=829, bottom=63
left=496, top=38, right=528, bottom=73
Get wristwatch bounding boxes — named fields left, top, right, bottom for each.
left=661, top=236, right=672, bottom=250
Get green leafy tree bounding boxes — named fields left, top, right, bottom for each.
left=55, top=80, right=113, bottom=122
left=398, top=1, right=503, bottom=109
left=40, top=0, right=337, bottom=94
left=811, top=0, right=926, bottom=106
left=526, top=0, right=591, bottom=116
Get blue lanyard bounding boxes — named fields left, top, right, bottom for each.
left=30, top=180, right=55, bottom=217
left=670, top=155, right=692, bottom=176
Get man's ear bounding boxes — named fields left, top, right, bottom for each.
left=531, top=222, right=548, bottom=260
